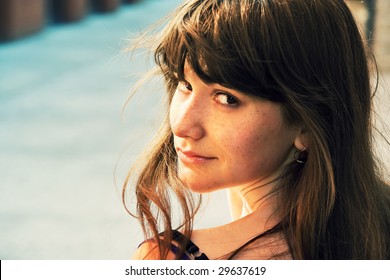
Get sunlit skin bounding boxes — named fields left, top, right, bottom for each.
left=166, top=64, right=307, bottom=259
left=170, top=64, right=303, bottom=203
left=133, top=64, right=307, bottom=260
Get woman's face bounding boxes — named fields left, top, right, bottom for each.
left=170, top=64, right=301, bottom=193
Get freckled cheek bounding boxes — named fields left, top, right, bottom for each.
left=221, top=132, right=262, bottom=161
left=239, top=126, right=279, bottom=158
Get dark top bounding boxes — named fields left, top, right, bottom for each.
left=170, top=230, right=209, bottom=260
left=138, top=230, right=209, bottom=259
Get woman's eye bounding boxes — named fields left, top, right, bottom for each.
left=178, top=81, right=192, bottom=92
left=215, top=93, right=239, bottom=106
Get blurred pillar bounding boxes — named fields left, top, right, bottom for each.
left=51, top=0, right=88, bottom=23
left=365, top=0, right=376, bottom=44
left=0, top=0, right=46, bottom=41
left=374, top=0, right=390, bottom=71
left=345, top=1, right=368, bottom=36
left=93, top=0, right=120, bottom=12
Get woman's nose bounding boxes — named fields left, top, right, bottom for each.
left=170, top=91, right=206, bottom=140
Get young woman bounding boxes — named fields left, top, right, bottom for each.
left=123, top=0, right=390, bottom=259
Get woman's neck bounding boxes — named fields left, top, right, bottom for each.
left=227, top=179, right=280, bottom=221
left=191, top=191, right=283, bottom=259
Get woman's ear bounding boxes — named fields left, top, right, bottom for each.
left=294, top=127, right=309, bottom=151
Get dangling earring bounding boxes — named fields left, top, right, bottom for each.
left=294, top=147, right=308, bottom=164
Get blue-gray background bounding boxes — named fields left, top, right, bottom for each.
left=0, top=0, right=388, bottom=259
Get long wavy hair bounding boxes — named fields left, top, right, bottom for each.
left=123, top=0, right=390, bottom=259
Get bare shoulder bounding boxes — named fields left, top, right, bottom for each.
left=132, top=240, right=176, bottom=260
left=132, top=240, right=159, bottom=260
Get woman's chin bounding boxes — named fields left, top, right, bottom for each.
left=180, top=178, right=219, bottom=194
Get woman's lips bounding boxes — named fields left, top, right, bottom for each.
left=177, top=149, right=216, bottom=164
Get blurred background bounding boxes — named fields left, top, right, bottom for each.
left=0, top=0, right=231, bottom=260
left=0, top=0, right=389, bottom=259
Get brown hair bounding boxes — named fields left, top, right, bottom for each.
left=123, top=0, right=390, bottom=259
